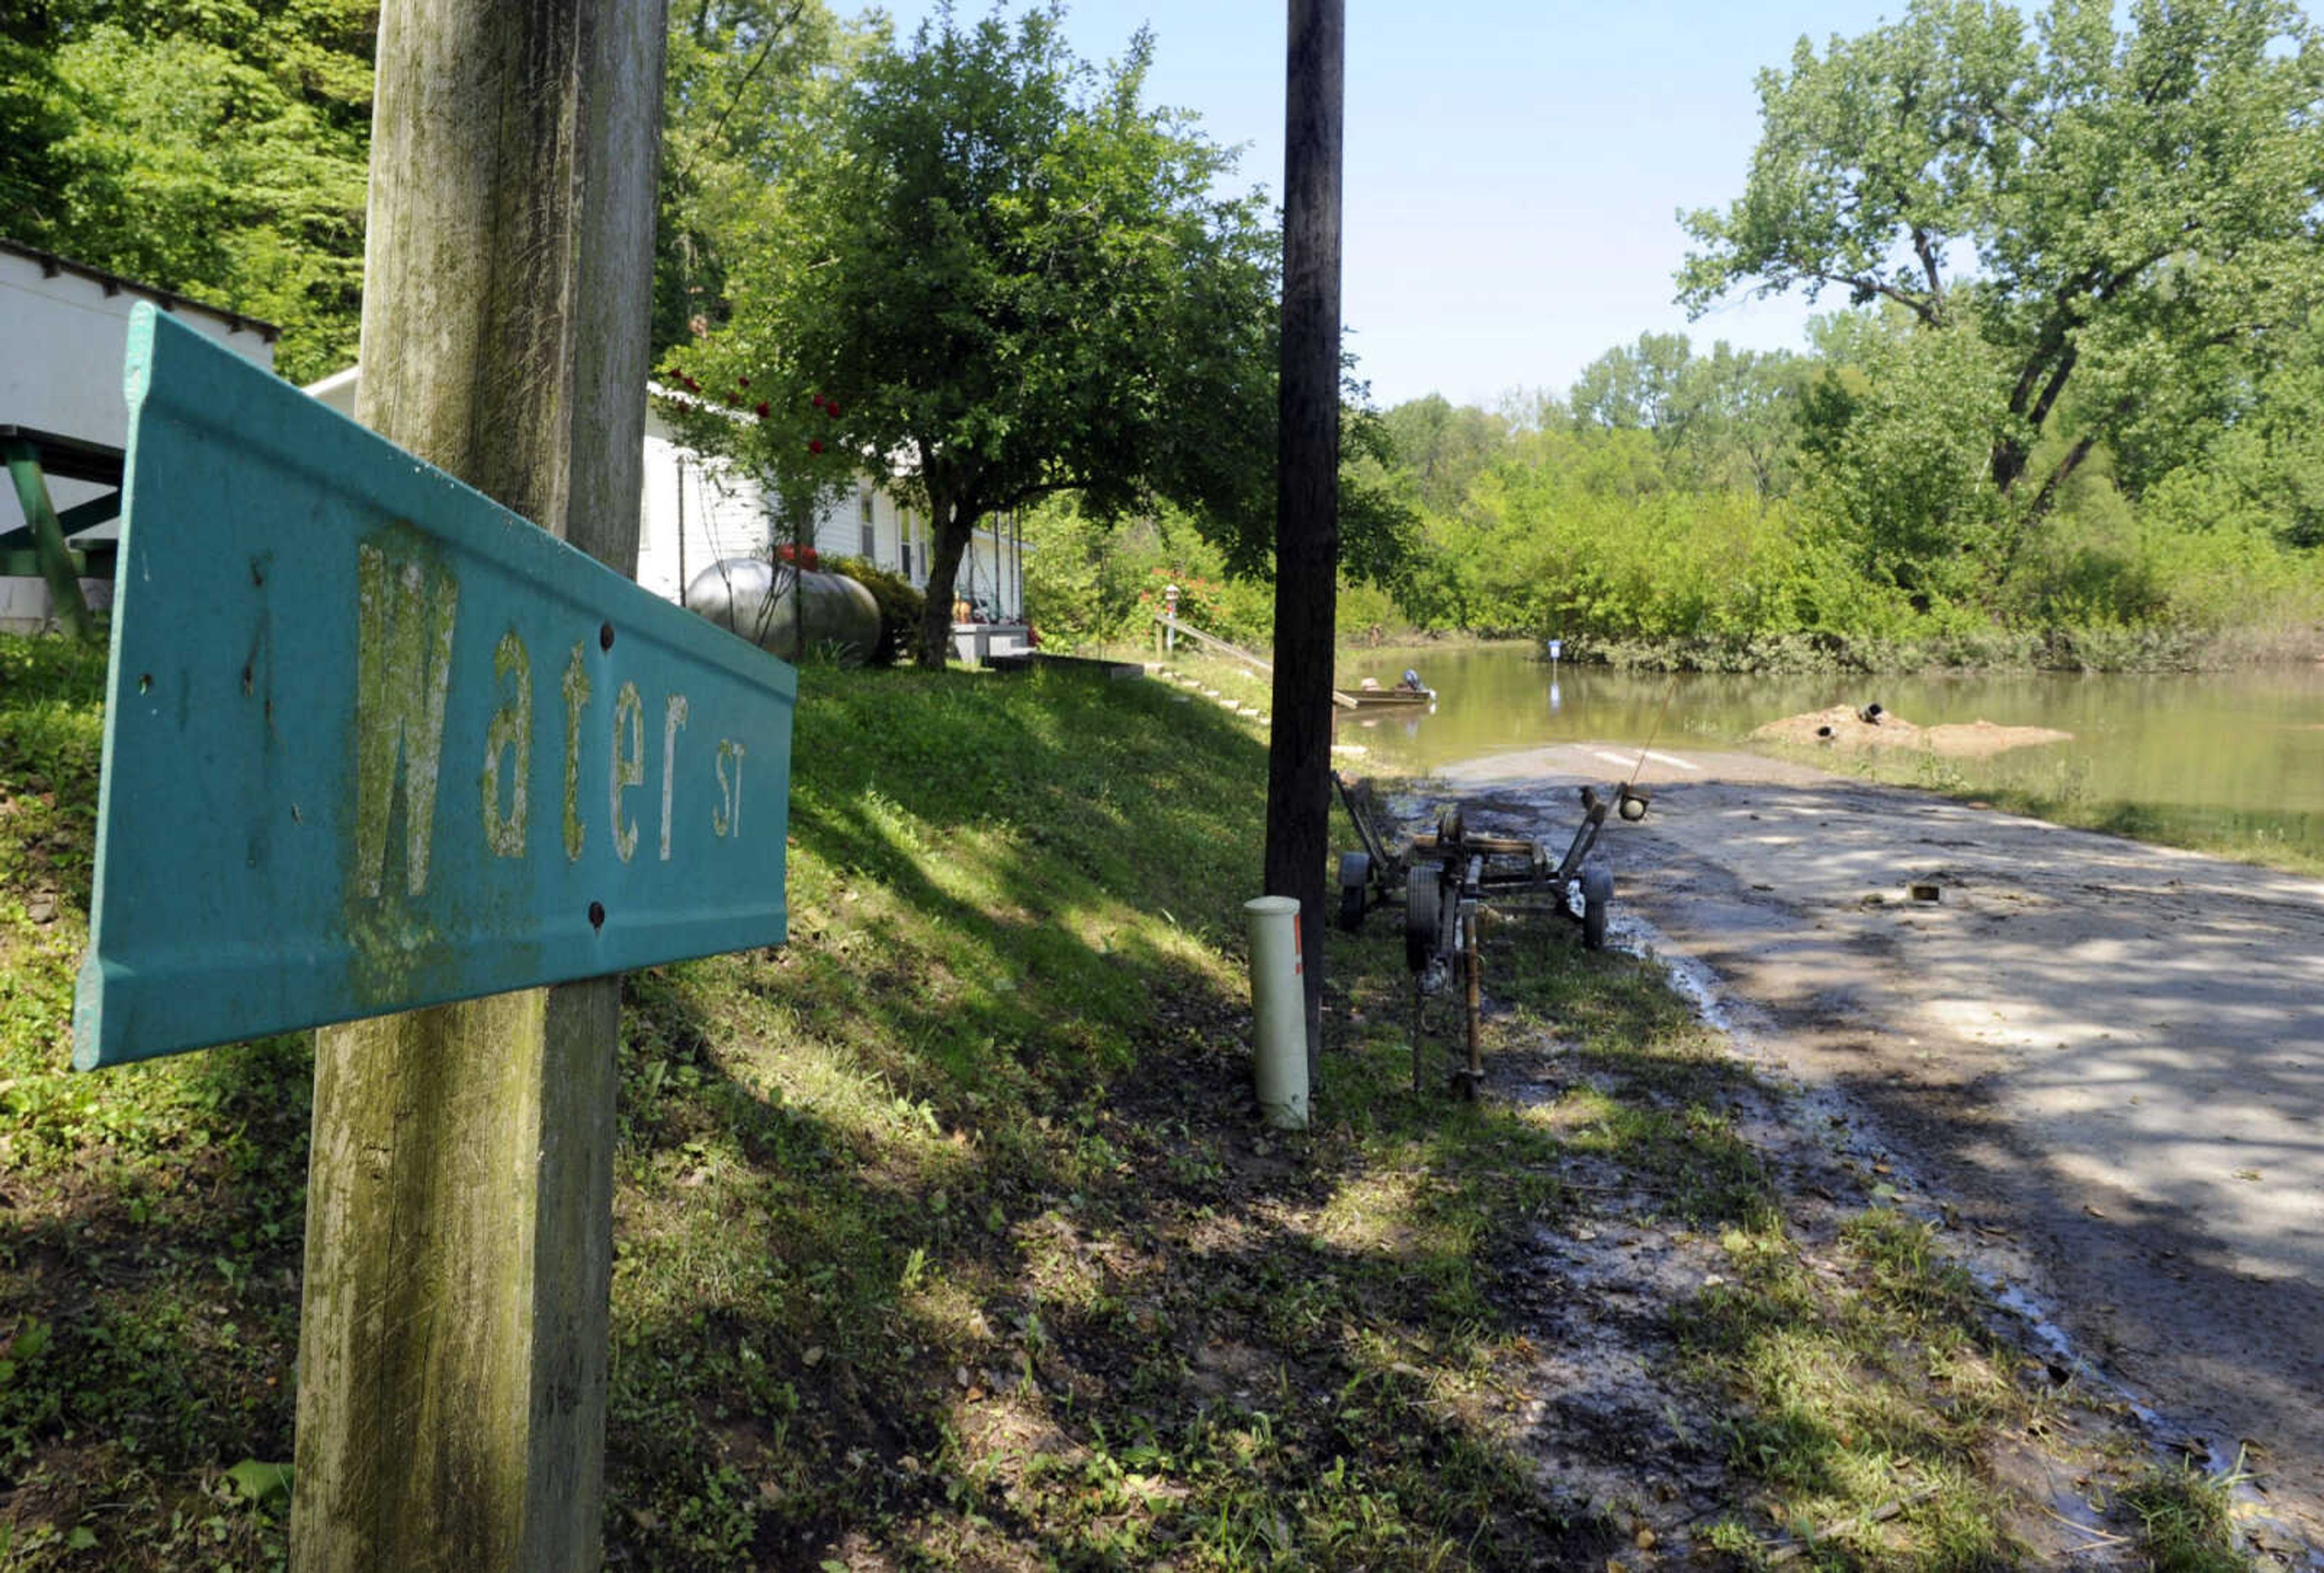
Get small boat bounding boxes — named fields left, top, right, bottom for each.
left=1340, top=686, right=1434, bottom=708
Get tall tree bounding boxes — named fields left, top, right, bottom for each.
left=4, top=0, right=375, bottom=382
left=4, top=0, right=849, bottom=382
left=1798, top=308, right=2013, bottom=599
left=1678, top=0, right=2324, bottom=553
left=655, top=0, right=854, bottom=355
left=1569, top=332, right=1695, bottom=440
left=1673, top=341, right=1807, bottom=501
left=673, top=1, right=1285, bottom=666
left=1373, top=395, right=1507, bottom=515
left=0, top=1, right=76, bottom=246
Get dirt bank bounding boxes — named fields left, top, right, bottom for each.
left=1441, top=743, right=2324, bottom=1558
left=1752, top=704, right=2072, bottom=758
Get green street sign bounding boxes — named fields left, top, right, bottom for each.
left=72, top=306, right=798, bottom=1069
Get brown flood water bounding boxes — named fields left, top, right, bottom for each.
left=1336, top=644, right=2324, bottom=861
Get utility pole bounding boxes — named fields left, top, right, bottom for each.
left=1267, top=0, right=1345, bottom=1083
left=290, top=0, right=666, bottom=1564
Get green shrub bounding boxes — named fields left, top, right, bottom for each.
left=825, top=556, right=926, bottom=666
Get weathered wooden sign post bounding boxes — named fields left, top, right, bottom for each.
left=75, top=289, right=793, bottom=1550
left=64, top=0, right=780, bottom=1563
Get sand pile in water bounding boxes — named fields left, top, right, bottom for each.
left=1753, top=704, right=2070, bottom=759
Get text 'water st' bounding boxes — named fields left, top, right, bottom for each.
left=71, top=305, right=798, bottom=1069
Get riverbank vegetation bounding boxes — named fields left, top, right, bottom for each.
left=1023, top=0, right=2324, bottom=674
left=1, top=632, right=2267, bottom=1569
left=1029, top=299, right=2324, bottom=674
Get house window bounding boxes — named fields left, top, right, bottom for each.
left=858, top=487, right=875, bottom=557
left=900, top=510, right=913, bottom=580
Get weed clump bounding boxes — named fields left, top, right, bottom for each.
left=2119, top=1457, right=2258, bottom=1573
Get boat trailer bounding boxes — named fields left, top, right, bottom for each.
left=1334, top=771, right=1650, bottom=1095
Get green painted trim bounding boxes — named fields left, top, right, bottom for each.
left=1, top=547, right=87, bottom=577
left=2, top=440, right=97, bottom=639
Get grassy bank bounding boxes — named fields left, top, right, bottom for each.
left=0, top=633, right=2257, bottom=1568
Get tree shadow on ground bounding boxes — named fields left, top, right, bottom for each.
left=603, top=953, right=1636, bottom=1569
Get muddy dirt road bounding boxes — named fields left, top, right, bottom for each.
left=1440, top=744, right=2324, bottom=1548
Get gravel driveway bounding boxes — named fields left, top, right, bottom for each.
left=1440, top=743, right=2324, bottom=1551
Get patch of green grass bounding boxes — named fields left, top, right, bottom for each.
left=1961, top=786, right=2324, bottom=880
left=1676, top=1209, right=2039, bottom=1569
left=569, top=664, right=1633, bottom=1566
left=0, top=635, right=304, bottom=1568
left=2118, top=1456, right=2257, bottom=1573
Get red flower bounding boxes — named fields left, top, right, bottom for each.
left=826, top=402, right=841, bottom=419
left=737, top=376, right=750, bottom=388
left=808, top=438, right=825, bottom=455
left=753, top=400, right=770, bottom=418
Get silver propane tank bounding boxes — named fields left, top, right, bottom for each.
left=683, top=557, right=882, bottom=665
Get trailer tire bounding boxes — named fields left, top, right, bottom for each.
left=1580, top=864, right=1613, bottom=951
left=1336, top=852, right=1371, bottom=931
left=1405, top=864, right=1441, bottom=974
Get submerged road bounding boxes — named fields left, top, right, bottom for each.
left=1440, top=744, right=2324, bottom=1548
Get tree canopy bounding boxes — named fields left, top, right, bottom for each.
left=2, top=0, right=375, bottom=383
left=668, top=2, right=1412, bottom=665
left=1678, top=0, right=2324, bottom=544
left=655, top=0, right=858, bottom=356
left=13, top=0, right=2311, bottom=670
left=1, top=0, right=854, bottom=384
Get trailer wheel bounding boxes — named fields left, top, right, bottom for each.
left=1336, top=851, right=1371, bottom=931
left=1580, top=864, right=1614, bottom=952
left=1405, top=864, right=1441, bottom=973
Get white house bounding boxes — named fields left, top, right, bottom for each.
left=0, top=239, right=278, bottom=631
left=305, top=368, right=1026, bottom=637
left=798, top=466, right=1027, bottom=629
left=1, top=239, right=1026, bottom=642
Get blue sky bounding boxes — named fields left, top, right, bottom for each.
left=857, top=1, right=1925, bottom=410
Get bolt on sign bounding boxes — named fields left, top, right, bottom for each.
left=71, top=306, right=798, bottom=1069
